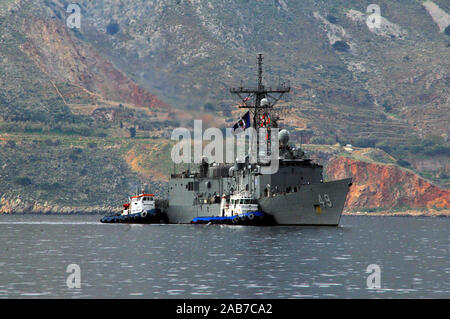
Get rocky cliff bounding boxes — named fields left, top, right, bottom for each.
left=49, top=0, right=448, bottom=187
left=326, top=156, right=450, bottom=212
left=20, top=16, right=171, bottom=112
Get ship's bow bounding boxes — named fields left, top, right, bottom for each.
left=259, top=178, right=352, bottom=226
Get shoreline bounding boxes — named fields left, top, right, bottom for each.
left=343, top=209, right=450, bottom=217
left=0, top=209, right=448, bottom=217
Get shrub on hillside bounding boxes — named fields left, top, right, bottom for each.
left=203, top=103, right=216, bottom=111
left=6, top=140, right=16, bottom=148
left=310, top=136, right=335, bottom=145
left=375, top=140, right=392, bottom=153
left=332, top=41, right=350, bottom=52
left=397, top=159, right=411, bottom=168
left=15, top=177, right=32, bottom=186
left=353, top=136, right=378, bottom=148
left=326, top=15, right=338, bottom=24
left=107, top=23, right=120, bottom=35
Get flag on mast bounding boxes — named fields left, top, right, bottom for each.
left=232, top=111, right=251, bottom=135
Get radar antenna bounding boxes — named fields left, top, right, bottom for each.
left=230, top=53, right=290, bottom=129
left=230, top=54, right=290, bottom=158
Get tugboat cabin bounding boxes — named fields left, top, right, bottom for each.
left=129, top=194, right=155, bottom=215
left=225, top=194, right=259, bottom=217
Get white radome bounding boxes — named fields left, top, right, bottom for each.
left=279, top=129, right=290, bottom=145
left=260, top=98, right=269, bottom=106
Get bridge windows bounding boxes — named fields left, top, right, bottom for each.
left=187, top=181, right=199, bottom=191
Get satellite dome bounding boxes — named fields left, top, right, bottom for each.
left=260, top=98, right=269, bottom=106
left=279, top=129, right=290, bottom=145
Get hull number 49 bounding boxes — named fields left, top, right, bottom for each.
left=318, top=194, right=332, bottom=207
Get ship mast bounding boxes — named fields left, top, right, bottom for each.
left=230, top=54, right=290, bottom=159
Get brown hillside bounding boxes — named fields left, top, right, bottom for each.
left=327, top=156, right=450, bottom=210
left=20, top=16, right=170, bottom=111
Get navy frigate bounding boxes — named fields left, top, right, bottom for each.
left=165, top=54, right=352, bottom=226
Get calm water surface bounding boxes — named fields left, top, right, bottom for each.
left=0, top=215, right=448, bottom=298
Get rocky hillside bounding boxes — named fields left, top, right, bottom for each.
left=0, top=132, right=169, bottom=213
left=30, top=0, right=448, bottom=186
left=21, top=16, right=171, bottom=112
left=327, top=156, right=449, bottom=212
left=299, top=144, right=449, bottom=213
left=0, top=0, right=179, bottom=127
left=0, top=0, right=448, bottom=213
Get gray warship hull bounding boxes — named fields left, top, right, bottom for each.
left=165, top=168, right=352, bottom=226
left=258, top=178, right=351, bottom=225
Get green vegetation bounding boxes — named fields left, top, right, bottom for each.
left=376, top=135, right=450, bottom=158
left=332, top=41, right=350, bottom=52
left=129, top=127, right=136, bottom=138
left=0, top=120, right=108, bottom=137
left=203, top=102, right=216, bottom=112
left=0, top=132, right=167, bottom=209
left=106, top=22, right=120, bottom=35
left=396, top=159, right=411, bottom=168
left=310, top=136, right=336, bottom=145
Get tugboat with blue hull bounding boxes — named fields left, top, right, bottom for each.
left=101, top=193, right=167, bottom=224
left=191, top=192, right=273, bottom=226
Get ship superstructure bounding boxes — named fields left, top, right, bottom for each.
left=165, top=54, right=352, bottom=226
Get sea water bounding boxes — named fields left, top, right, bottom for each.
left=0, top=214, right=448, bottom=298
